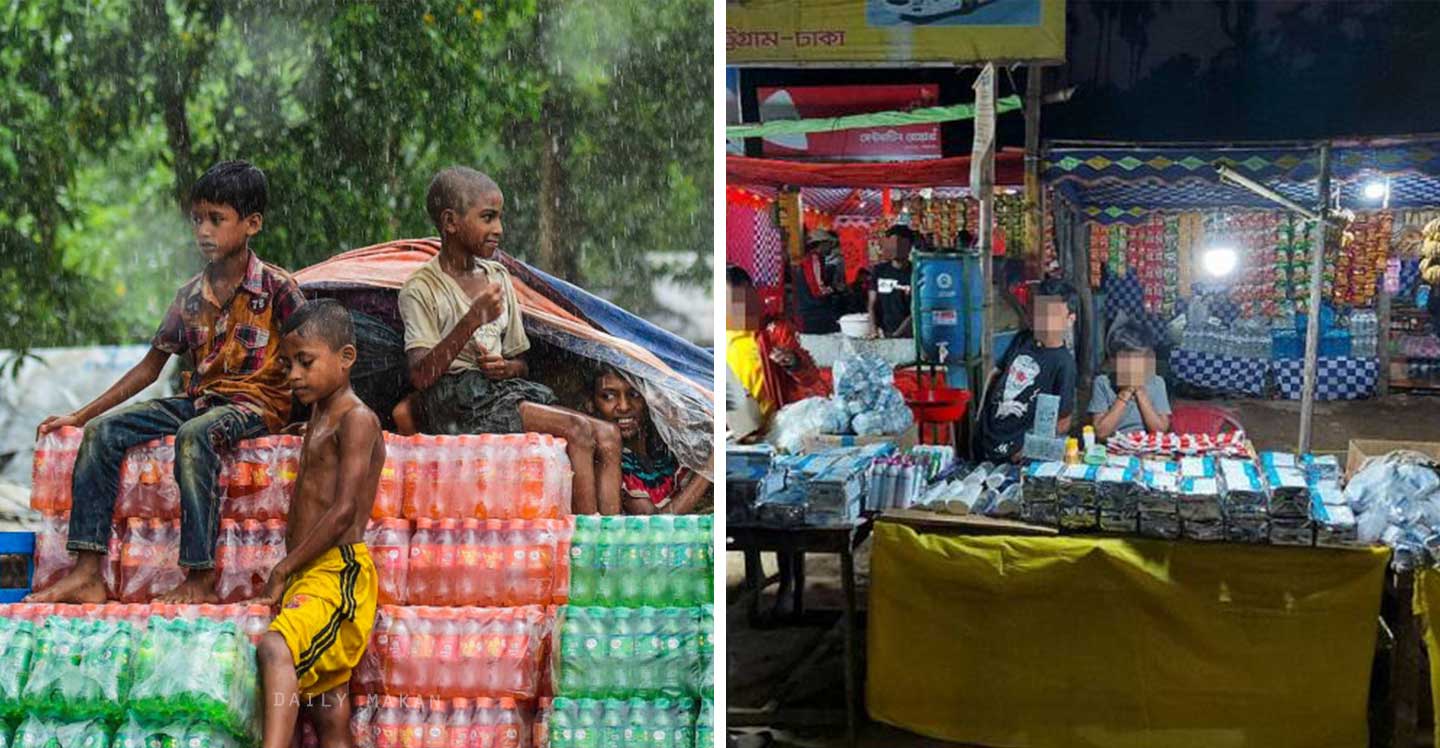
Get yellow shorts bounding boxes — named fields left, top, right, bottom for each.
left=268, top=543, right=378, bottom=697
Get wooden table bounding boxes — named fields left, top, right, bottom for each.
left=727, top=519, right=874, bottom=746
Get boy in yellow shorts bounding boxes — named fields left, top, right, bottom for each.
left=254, top=299, right=385, bottom=748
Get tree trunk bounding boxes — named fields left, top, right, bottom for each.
left=538, top=97, right=579, bottom=281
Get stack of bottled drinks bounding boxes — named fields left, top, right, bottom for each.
left=538, top=515, right=715, bottom=748
left=0, top=606, right=261, bottom=747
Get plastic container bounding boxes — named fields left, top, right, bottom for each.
left=838, top=313, right=873, bottom=338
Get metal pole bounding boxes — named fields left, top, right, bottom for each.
left=1298, top=143, right=1331, bottom=454
left=1024, top=64, right=1043, bottom=280
left=1379, top=178, right=1393, bottom=396
left=979, top=165, right=995, bottom=384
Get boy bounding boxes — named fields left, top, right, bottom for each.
left=256, top=299, right=382, bottom=748
left=975, top=278, right=1080, bottom=463
left=397, top=166, right=623, bottom=514
left=32, top=160, right=306, bottom=604
left=869, top=225, right=915, bottom=339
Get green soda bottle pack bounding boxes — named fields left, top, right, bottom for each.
left=567, top=516, right=714, bottom=608
left=21, top=617, right=134, bottom=723
left=0, top=617, right=36, bottom=720
left=128, top=617, right=258, bottom=742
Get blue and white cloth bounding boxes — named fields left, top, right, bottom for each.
left=1170, top=350, right=1267, bottom=396
left=1271, top=357, right=1377, bottom=400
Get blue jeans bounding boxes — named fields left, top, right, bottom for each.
left=67, top=397, right=267, bottom=569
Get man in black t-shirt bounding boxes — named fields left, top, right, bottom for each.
left=975, top=278, right=1079, bottom=462
left=869, top=225, right=915, bottom=338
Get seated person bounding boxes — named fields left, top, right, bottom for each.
left=725, top=266, right=828, bottom=419
left=1089, top=319, right=1171, bottom=439
left=397, top=166, right=622, bottom=514
left=975, top=278, right=1079, bottom=463
left=588, top=365, right=712, bottom=515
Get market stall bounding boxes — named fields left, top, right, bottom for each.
left=726, top=152, right=1031, bottom=392
left=1041, top=138, right=1440, bottom=399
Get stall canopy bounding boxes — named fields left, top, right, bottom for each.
left=729, top=151, right=1026, bottom=189
left=295, top=239, right=714, bottom=477
left=1044, top=137, right=1440, bottom=223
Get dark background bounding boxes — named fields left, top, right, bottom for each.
left=737, top=0, right=1440, bottom=153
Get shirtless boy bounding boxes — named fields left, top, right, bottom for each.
left=254, top=299, right=383, bottom=748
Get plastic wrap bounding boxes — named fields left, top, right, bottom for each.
left=214, top=519, right=286, bottom=604
left=363, top=519, right=411, bottom=606
left=129, top=617, right=259, bottom=741
left=524, top=319, right=714, bottom=484
left=11, top=715, right=112, bottom=748
left=765, top=397, right=849, bottom=454
left=545, top=696, right=698, bottom=748
left=552, top=606, right=706, bottom=700
left=116, top=715, right=246, bottom=748
left=1261, top=453, right=1312, bottom=520
left=1219, top=458, right=1268, bottom=518
left=725, top=444, right=780, bottom=525
left=1057, top=465, right=1098, bottom=531
left=833, top=353, right=914, bottom=437
left=22, top=617, right=136, bottom=722
left=28, top=427, right=81, bottom=516
left=406, top=518, right=569, bottom=607
left=0, top=617, right=35, bottom=720
left=567, top=516, right=711, bottom=609
left=1096, top=459, right=1142, bottom=534
left=1347, top=453, right=1440, bottom=568
left=118, top=518, right=182, bottom=604
left=343, top=694, right=530, bottom=748
left=398, top=434, right=572, bottom=521
left=364, top=605, right=551, bottom=700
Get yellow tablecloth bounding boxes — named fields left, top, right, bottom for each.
left=1413, top=568, right=1440, bottom=748
left=867, top=522, right=1388, bottom=748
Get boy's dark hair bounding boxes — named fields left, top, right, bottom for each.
left=885, top=225, right=918, bottom=244
left=1106, top=317, right=1153, bottom=359
left=1034, top=277, right=1079, bottom=315
left=281, top=299, right=355, bottom=351
left=427, top=166, right=501, bottom=230
left=191, top=160, right=267, bottom=217
left=726, top=266, right=754, bottom=288
left=589, top=363, right=628, bottom=392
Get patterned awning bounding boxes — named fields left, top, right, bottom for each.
left=1044, top=139, right=1440, bottom=224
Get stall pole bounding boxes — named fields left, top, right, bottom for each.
left=973, top=65, right=998, bottom=386
left=1024, top=65, right=1043, bottom=280
left=1378, top=181, right=1393, bottom=396
left=1298, top=143, right=1331, bottom=454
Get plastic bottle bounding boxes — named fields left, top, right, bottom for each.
left=243, top=604, right=271, bottom=644
left=471, top=697, right=496, bottom=748
left=617, top=517, right=647, bottom=607
left=367, top=519, right=411, bottom=606
left=137, top=440, right=162, bottom=518
left=599, top=699, right=626, bottom=748
left=568, top=516, right=598, bottom=605
left=495, top=697, right=522, bottom=748
left=402, top=435, right=426, bottom=519
left=409, top=519, right=436, bottom=605
left=642, top=516, right=671, bottom=606
left=574, top=699, right=601, bottom=748
left=375, top=434, right=403, bottom=519
left=456, top=519, right=481, bottom=605
left=657, top=608, right=687, bottom=696
left=479, top=520, right=505, bottom=606
left=273, top=436, right=300, bottom=519
left=119, top=517, right=148, bottom=603
left=374, top=695, right=403, bottom=748
left=398, top=696, right=426, bottom=748
left=634, top=607, right=662, bottom=695
left=667, top=517, right=692, bottom=607
left=664, top=697, right=691, bottom=748
left=626, top=697, right=653, bottom=748
left=239, top=519, right=263, bottom=601
left=412, top=608, right=437, bottom=696
left=494, top=608, right=521, bottom=698
left=695, top=699, right=713, bottom=748
left=609, top=607, right=635, bottom=698
left=446, top=698, right=472, bottom=748
left=458, top=609, right=485, bottom=697
left=434, top=610, right=460, bottom=698
left=595, top=517, right=623, bottom=607
left=435, top=519, right=459, bottom=606
left=434, top=436, right=457, bottom=520
left=352, top=693, right=376, bottom=748
left=384, top=607, right=412, bottom=695
left=29, top=431, right=57, bottom=514
left=421, top=697, right=449, bottom=748
left=452, top=435, right=476, bottom=519
left=695, top=516, right=714, bottom=605
left=263, top=518, right=288, bottom=586
left=516, top=435, right=546, bottom=520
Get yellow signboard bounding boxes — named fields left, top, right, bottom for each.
left=725, top=0, right=1066, bottom=66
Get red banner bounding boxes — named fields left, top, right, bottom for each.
left=756, top=84, right=942, bottom=161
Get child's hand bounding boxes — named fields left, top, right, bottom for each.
left=768, top=348, right=798, bottom=368
left=37, top=413, right=84, bottom=440
left=466, top=284, right=505, bottom=325
left=478, top=352, right=516, bottom=380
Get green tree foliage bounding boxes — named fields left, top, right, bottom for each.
left=0, top=0, right=712, bottom=352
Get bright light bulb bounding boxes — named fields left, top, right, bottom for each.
left=1201, top=246, right=1238, bottom=278
left=1364, top=181, right=1388, bottom=201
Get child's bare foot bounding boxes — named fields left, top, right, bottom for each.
left=25, top=567, right=108, bottom=604
left=156, top=570, right=220, bottom=604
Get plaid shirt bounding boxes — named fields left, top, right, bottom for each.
left=152, top=251, right=307, bottom=432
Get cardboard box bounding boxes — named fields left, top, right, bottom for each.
left=801, top=424, right=918, bottom=454
left=1345, top=439, right=1440, bottom=479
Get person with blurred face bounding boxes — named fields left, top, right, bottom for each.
left=975, top=278, right=1079, bottom=463
left=1089, top=319, right=1171, bottom=439
left=869, top=225, right=916, bottom=338
left=725, top=266, right=828, bottom=428
left=793, top=229, right=842, bottom=334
